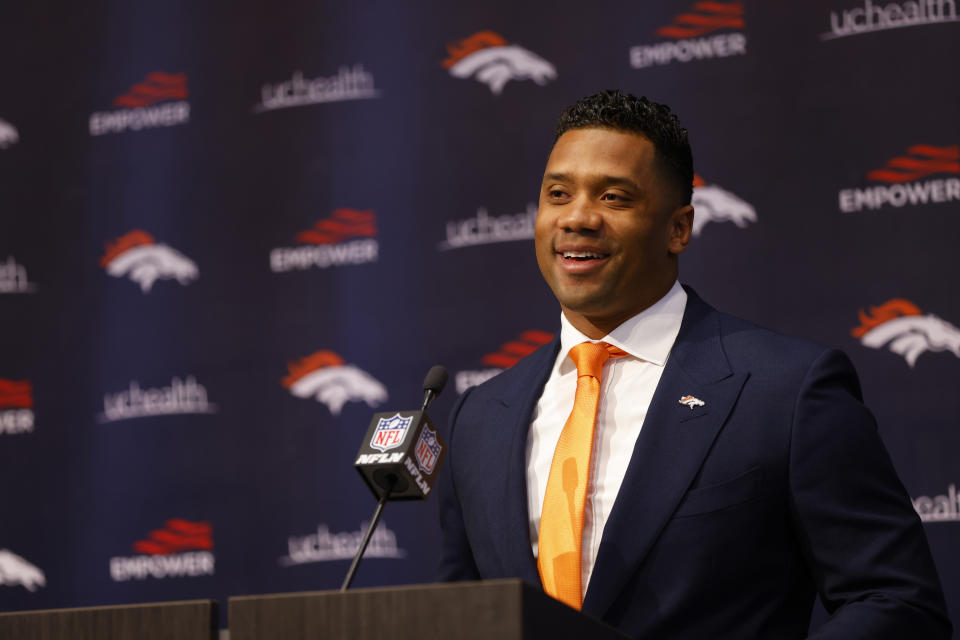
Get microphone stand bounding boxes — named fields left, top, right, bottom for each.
left=340, top=384, right=440, bottom=592
left=340, top=474, right=397, bottom=592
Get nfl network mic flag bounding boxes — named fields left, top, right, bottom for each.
left=354, top=410, right=446, bottom=500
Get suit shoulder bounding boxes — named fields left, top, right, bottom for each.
left=683, top=287, right=835, bottom=370
left=713, top=309, right=851, bottom=375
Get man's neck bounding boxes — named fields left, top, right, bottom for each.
left=561, top=280, right=679, bottom=339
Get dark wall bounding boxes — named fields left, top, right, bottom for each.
left=1, top=0, right=958, bottom=632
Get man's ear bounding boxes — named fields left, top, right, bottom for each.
left=668, top=204, right=694, bottom=255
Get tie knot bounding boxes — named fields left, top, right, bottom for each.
left=569, top=342, right=626, bottom=379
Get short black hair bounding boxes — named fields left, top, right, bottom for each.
left=554, top=90, right=694, bottom=206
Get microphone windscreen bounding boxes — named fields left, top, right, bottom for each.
left=422, top=365, right=448, bottom=396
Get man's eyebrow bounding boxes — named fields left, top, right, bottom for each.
left=542, top=172, right=573, bottom=184
left=542, top=172, right=641, bottom=191
left=599, top=176, right=642, bottom=191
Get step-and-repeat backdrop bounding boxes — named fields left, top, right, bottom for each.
left=2, top=0, right=958, bottom=632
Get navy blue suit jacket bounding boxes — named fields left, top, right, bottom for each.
left=437, top=289, right=950, bottom=639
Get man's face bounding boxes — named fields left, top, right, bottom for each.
left=534, top=127, right=692, bottom=335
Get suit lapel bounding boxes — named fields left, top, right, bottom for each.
left=582, top=291, right=749, bottom=618
left=486, top=336, right=560, bottom=586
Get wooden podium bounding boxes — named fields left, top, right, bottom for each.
left=0, top=599, right=217, bottom=640
left=228, top=579, right=629, bottom=640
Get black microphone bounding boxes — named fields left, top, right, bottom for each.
left=342, top=365, right=449, bottom=591
left=421, top=364, right=448, bottom=411
left=354, top=365, right=449, bottom=501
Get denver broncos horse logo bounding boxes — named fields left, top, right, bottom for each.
left=0, top=549, right=46, bottom=592
left=852, top=299, right=960, bottom=367
left=442, top=31, right=557, bottom=95
left=282, top=350, right=387, bottom=416
left=691, top=175, right=757, bottom=236
left=100, top=230, right=198, bottom=293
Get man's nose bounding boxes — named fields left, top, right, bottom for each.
left=557, top=198, right=602, bottom=232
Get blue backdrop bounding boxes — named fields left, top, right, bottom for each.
left=2, top=0, right=959, bottom=633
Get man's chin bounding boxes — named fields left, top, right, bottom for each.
left=556, top=295, right=616, bottom=320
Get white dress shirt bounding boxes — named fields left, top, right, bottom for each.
left=526, top=280, right=687, bottom=597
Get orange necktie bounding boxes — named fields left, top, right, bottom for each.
left=538, top=341, right=626, bottom=610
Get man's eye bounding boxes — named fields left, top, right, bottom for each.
left=548, top=189, right=568, bottom=198
left=601, top=193, right=623, bottom=201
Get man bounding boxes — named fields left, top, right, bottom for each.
left=437, top=90, right=951, bottom=638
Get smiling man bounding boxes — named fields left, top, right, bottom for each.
left=438, top=90, right=950, bottom=639
left=535, top=125, right=692, bottom=339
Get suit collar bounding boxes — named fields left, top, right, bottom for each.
left=582, top=287, right=748, bottom=617
left=667, top=285, right=734, bottom=385
left=490, top=335, right=560, bottom=585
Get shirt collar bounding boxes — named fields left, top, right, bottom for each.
left=557, top=280, right=688, bottom=372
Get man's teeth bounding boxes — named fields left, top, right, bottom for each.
left=563, top=251, right=604, bottom=259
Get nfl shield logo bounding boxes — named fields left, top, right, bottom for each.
left=370, top=413, right=413, bottom=452
left=415, top=425, right=442, bottom=475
